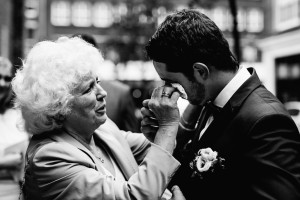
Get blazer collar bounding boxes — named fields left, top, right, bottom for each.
left=49, top=130, right=107, bottom=174
left=225, top=67, right=262, bottom=113
left=197, top=68, right=262, bottom=148
left=49, top=128, right=138, bottom=180
left=93, top=128, right=138, bottom=179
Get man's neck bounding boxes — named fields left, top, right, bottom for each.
left=206, top=70, right=237, bottom=102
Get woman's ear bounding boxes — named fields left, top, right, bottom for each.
left=53, top=113, right=66, bottom=125
left=193, top=62, right=210, bottom=81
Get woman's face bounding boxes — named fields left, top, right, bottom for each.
left=65, top=76, right=107, bottom=135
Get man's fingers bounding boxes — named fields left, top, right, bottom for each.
left=141, top=107, right=156, bottom=119
left=142, top=99, right=150, bottom=108
left=141, top=116, right=158, bottom=127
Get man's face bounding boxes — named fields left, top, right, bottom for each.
left=153, top=61, right=206, bottom=105
left=0, top=65, right=12, bottom=102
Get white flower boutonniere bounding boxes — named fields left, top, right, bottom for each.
left=189, top=148, right=225, bottom=179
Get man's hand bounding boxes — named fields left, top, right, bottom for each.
left=170, top=186, right=186, bottom=200
left=140, top=99, right=158, bottom=142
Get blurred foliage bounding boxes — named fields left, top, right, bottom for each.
left=103, top=0, right=174, bottom=63
left=188, top=0, right=215, bottom=8
left=103, top=0, right=239, bottom=63
left=189, top=0, right=240, bottom=61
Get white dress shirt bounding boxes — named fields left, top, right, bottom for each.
left=198, top=66, right=251, bottom=140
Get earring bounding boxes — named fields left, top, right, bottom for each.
left=53, top=114, right=65, bottom=124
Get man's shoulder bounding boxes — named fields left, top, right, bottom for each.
left=247, top=86, right=288, bottom=116
left=234, top=85, right=293, bottom=132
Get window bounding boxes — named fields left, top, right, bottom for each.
left=247, top=8, right=264, bottom=32
left=72, top=1, right=92, bottom=27
left=275, top=0, right=300, bottom=31
left=50, top=1, right=71, bottom=26
left=237, top=9, right=247, bottom=32
left=113, top=3, right=128, bottom=23
left=93, top=2, right=114, bottom=28
left=212, top=7, right=227, bottom=31
left=156, top=6, right=167, bottom=25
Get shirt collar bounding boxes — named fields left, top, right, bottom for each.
left=214, top=66, right=251, bottom=108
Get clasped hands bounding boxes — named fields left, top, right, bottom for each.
left=141, top=85, right=181, bottom=153
left=141, top=85, right=186, bottom=200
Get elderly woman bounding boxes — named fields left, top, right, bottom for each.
left=12, top=37, right=181, bottom=200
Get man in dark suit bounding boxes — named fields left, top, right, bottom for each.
left=141, top=9, right=300, bottom=200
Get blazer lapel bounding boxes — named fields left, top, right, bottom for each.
left=197, top=68, right=262, bottom=148
left=49, top=131, right=107, bottom=174
left=94, top=128, right=138, bottom=180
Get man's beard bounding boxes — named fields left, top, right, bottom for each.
left=188, top=80, right=205, bottom=105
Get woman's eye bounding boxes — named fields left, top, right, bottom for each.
left=84, top=83, right=94, bottom=94
left=84, top=87, right=92, bottom=94
left=96, top=78, right=101, bottom=85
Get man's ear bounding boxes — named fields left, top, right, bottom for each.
left=193, top=62, right=210, bottom=81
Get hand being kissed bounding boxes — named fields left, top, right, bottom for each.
left=140, top=83, right=186, bottom=143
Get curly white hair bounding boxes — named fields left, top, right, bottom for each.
left=12, top=36, right=104, bottom=134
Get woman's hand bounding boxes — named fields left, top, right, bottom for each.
left=141, top=85, right=180, bottom=153
left=148, top=86, right=180, bottom=127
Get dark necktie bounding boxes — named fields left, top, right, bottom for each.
left=178, top=101, right=221, bottom=181
left=205, top=101, right=221, bottom=119
left=193, top=102, right=213, bottom=140
left=185, top=101, right=221, bottom=152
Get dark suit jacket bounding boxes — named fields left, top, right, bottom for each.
left=171, top=68, right=300, bottom=200
left=101, top=80, right=140, bottom=132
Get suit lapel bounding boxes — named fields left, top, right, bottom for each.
left=49, top=131, right=107, bottom=174
left=198, top=104, right=233, bottom=148
left=94, top=128, right=138, bottom=180
left=197, top=68, right=262, bottom=148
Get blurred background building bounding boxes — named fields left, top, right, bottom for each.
left=1, top=0, right=300, bottom=108
left=258, top=0, right=300, bottom=103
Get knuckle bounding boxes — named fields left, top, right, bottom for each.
left=148, top=101, right=157, bottom=110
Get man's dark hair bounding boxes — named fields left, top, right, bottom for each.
left=145, top=9, right=239, bottom=77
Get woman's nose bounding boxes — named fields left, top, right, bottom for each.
left=95, top=84, right=107, bottom=100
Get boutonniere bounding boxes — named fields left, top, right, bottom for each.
left=190, top=147, right=225, bottom=179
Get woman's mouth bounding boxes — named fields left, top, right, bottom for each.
left=95, top=105, right=106, bottom=114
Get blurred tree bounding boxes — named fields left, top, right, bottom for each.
left=189, top=0, right=241, bottom=62
left=11, top=0, right=24, bottom=70
left=228, top=0, right=240, bottom=62
left=106, top=0, right=174, bottom=62
left=104, top=0, right=240, bottom=63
